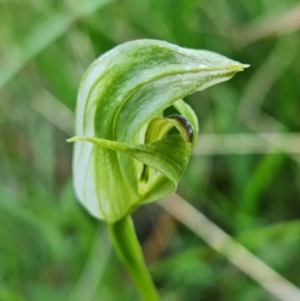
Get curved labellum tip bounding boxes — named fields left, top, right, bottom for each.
left=167, top=115, right=194, bottom=145
left=69, top=39, right=248, bottom=222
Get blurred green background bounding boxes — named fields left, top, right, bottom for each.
left=1, top=0, right=300, bottom=300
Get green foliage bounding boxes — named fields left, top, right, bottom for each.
left=1, top=0, right=300, bottom=301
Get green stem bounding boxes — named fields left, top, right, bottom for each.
left=108, top=215, right=161, bottom=301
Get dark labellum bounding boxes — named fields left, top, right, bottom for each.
left=167, top=114, right=194, bottom=144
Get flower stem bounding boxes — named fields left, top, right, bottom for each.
left=108, top=215, right=161, bottom=301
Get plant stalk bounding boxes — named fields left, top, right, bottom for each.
left=108, top=215, right=161, bottom=301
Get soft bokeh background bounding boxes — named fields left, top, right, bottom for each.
left=1, top=0, right=300, bottom=300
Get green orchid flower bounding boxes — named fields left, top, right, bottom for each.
left=68, top=39, right=247, bottom=222
left=68, top=39, right=248, bottom=301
